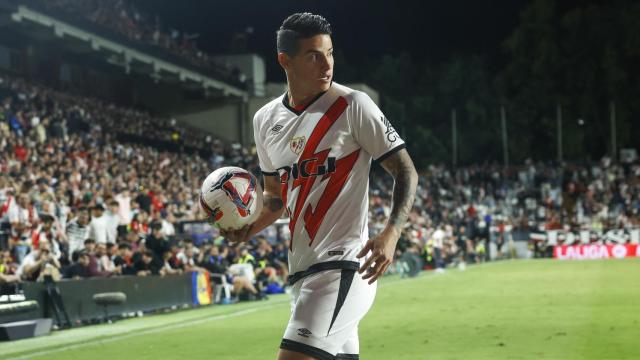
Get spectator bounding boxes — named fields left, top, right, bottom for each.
left=146, top=221, right=170, bottom=262
left=82, top=238, right=108, bottom=277
left=431, top=225, right=445, bottom=273
left=65, top=207, right=90, bottom=256
left=88, top=204, right=109, bottom=245
left=16, top=239, right=61, bottom=281
left=8, top=193, right=38, bottom=263
left=0, top=250, right=18, bottom=276
left=95, top=243, right=116, bottom=274
left=134, top=250, right=161, bottom=276
left=113, top=243, right=136, bottom=275
left=159, top=251, right=182, bottom=276
left=32, top=214, right=63, bottom=262
left=114, top=189, right=132, bottom=236
left=105, top=200, right=120, bottom=244
left=63, top=251, right=91, bottom=279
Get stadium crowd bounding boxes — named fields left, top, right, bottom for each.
left=1, top=72, right=639, bottom=300
left=372, top=159, right=640, bottom=272
left=22, top=0, right=247, bottom=87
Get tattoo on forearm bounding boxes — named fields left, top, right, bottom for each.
left=381, top=150, right=418, bottom=232
left=264, top=195, right=284, bottom=212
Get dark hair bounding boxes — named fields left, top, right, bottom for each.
left=118, top=243, right=132, bottom=250
left=150, top=221, right=163, bottom=231
left=277, top=12, right=332, bottom=55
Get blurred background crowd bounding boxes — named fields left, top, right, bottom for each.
left=2, top=71, right=638, bottom=300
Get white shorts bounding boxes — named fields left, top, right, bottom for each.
left=280, top=267, right=377, bottom=359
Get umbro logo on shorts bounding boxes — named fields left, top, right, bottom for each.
left=297, top=328, right=312, bottom=338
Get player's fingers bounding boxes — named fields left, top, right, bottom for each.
left=356, top=240, right=373, bottom=259
left=360, top=252, right=381, bottom=276
left=362, top=254, right=387, bottom=280
left=361, top=263, right=377, bottom=280
left=366, top=259, right=389, bottom=284
left=239, top=224, right=252, bottom=242
left=358, top=252, right=378, bottom=274
left=368, top=260, right=391, bottom=285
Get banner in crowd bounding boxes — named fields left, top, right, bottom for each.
left=554, top=244, right=640, bottom=260
left=530, top=228, right=640, bottom=244
left=191, top=271, right=212, bottom=305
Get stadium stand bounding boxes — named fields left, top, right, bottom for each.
left=1, top=71, right=638, bottom=293
left=0, top=0, right=637, bottom=324
left=23, top=0, right=248, bottom=88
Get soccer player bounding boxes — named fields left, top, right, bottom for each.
left=222, top=13, right=418, bottom=360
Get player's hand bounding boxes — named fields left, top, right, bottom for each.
left=356, top=227, right=400, bottom=285
left=220, top=224, right=252, bottom=244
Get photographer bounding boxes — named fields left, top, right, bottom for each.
left=15, top=239, right=61, bottom=281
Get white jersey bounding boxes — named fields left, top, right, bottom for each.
left=253, top=83, right=405, bottom=277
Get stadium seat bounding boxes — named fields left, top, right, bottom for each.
left=0, top=300, right=39, bottom=316
left=92, top=292, right=127, bottom=323
left=210, top=273, right=232, bottom=304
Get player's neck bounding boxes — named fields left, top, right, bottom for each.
left=286, top=86, right=323, bottom=109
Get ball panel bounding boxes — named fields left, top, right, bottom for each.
left=199, top=166, right=263, bottom=231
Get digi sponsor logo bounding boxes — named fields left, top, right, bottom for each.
left=276, top=156, right=336, bottom=183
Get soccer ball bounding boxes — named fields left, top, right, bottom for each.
left=199, top=166, right=263, bottom=230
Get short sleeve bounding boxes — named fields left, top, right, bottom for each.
left=348, top=91, right=406, bottom=162
left=252, top=109, right=277, bottom=175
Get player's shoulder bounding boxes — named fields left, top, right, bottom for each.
left=254, top=95, right=284, bottom=121
left=253, top=94, right=287, bottom=133
left=331, top=83, right=377, bottom=109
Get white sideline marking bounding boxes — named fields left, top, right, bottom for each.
left=4, top=300, right=288, bottom=360
left=5, top=261, right=506, bottom=359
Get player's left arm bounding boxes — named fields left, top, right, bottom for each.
left=356, top=148, right=418, bottom=284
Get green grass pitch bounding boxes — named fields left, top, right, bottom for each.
left=1, top=259, right=639, bottom=360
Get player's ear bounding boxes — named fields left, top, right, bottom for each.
left=277, top=52, right=291, bottom=71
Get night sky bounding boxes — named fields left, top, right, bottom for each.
left=130, top=0, right=533, bottom=80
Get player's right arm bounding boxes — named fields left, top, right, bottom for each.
left=222, top=107, right=285, bottom=243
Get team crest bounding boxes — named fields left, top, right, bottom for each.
left=290, top=136, right=306, bottom=155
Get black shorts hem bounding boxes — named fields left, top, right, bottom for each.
left=280, top=339, right=334, bottom=360
left=336, top=354, right=360, bottom=360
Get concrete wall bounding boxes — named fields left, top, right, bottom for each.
left=173, top=102, right=243, bottom=144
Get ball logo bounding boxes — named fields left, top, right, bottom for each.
left=199, top=193, right=223, bottom=222
left=209, top=172, right=256, bottom=217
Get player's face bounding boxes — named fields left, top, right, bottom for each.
left=282, top=34, right=334, bottom=94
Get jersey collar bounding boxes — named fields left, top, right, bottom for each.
left=282, top=88, right=329, bottom=116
